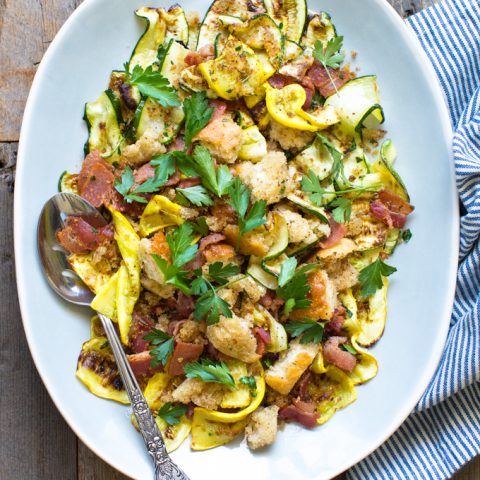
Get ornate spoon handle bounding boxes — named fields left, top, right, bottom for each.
left=98, top=314, right=190, bottom=480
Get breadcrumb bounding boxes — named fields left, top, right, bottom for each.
left=236, top=151, right=291, bottom=205
left=172, top=378, right=224, bottom=409
left=269, top=119, right=314, bottom=151
left=245, top=406, right=279, bottom=450
left=275, top=203, right=330, bottom=244
left=119, top=133, right=166, bottom=167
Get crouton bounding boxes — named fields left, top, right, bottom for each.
left=172, top=378, right=225, bottom=410
left=203, top=243, right=236, bottom=263
left=224, top=225, right=271, bottom=257
left=275, top=204, right=330, bottom=244
left=326, top=259, right=359, bottom=292
left=289, top=269, right=336, bottom=321
left=196, top=114, right=243, bottom=164
left=310, top=238, right=357, bottom=263
left=265, top=339, right=319, bottom=395
left=245, top=406, right=279, bottom=450
left=269, top=119, right=314, bottom=151
left=119, top=133, right=166, bottom=167
left=236, top=151, right=291, bottom=205
left=217, top=288, right=239, bottom=308
left=206, top=313, right=260, bottom=363
left=138, top=238, right=175, bottom=298
left=230, top=275, right=267, bottom=303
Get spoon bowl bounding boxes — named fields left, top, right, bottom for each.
left=37, top=192, right=107, bottom=305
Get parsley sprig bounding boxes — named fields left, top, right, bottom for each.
left=228, top=177, right=267, bottom=237
left=313, top=36, right=345, bottom=95
left=177, top=185, right=213, bottom=207
left=125, top=64, right=180, bottom=107
left=285, top=319, right=325, bottom=344
left=276, top=257, right=317, bottom=316
left=157, top=402, right=188, bottom=426
left=151, top=222, right=198, bottom=295
left=114, top=154, right=177, bottom=203
left=191, top=145, right=233, bottom=197
left=114, top=166, right=147, bottom=203
left=143, top=328, right=175, bottom=368
left=358, top=257, right=397, bottom=298
left=183, top=92, right=214, bottom=147
left=192, top=262, right=240, bottom=325
left=184, top=359, right=236, bottom=389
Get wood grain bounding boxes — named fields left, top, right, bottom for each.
left=0, top=0, right=477, bottom=479
left=0, top=144, right=77, bottom=480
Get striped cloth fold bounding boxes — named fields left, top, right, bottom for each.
left=348, top=1, right=480, bottom=479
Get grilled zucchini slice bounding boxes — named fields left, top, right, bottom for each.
left=163, top=4, right=189, bottom=45
left=325, top=75, right=385, bottom=133
left=129, top=7, right=166, bottom=70
left=136, top=97, right=185, bottom=144
left=158, top=39, right=190, bottom=88
left=264, top=0, right=307, bottom=42
left=228, top=14, right=284, bottom=68
left=84, top=91, right=122, bottom=162
left=196, top=0, right=265, bottom=50
left=302, top=12, right=336, bottom=49
left=76, top=337, right=128, bottom=404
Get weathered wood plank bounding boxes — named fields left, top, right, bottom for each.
left=0, top=143, right=78, bottom=480
left=77, top=440, right=131, bottom=480
left=0, top=0, right=83, bottom=141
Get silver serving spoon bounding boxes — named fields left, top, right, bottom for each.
left=37, top=192, right=190, bottom=480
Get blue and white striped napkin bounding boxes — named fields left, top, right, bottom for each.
left=349, top=1, right=480, bottom=478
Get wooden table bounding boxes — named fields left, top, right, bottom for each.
left=0, top=0, right=478, bottom=478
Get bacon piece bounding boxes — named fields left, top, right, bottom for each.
left=129, top=313, right=154, bottom=353
left=253, top=327, right=271, bottom=356
left=77, top=151, right=115, bottom=208
left=323, top=336, right=357, bottom=373
left=300, top=77, right=315, bottom=110
left=57, top=216, right=113, bottom=255
left=133, top=163, right=155, bottom=186
left=279, top=399, right=320, bottom=428
left=370, top=190, right=414, bottom=229
left=306, top=61, right=351, bottom=98
left=165, top=167, right=182, bottom=187
left=268, top=74, right=289, bottom=89
left=177, top=177, right=201, bottom=189
left=185, top=44, right=215, bottom=66
left=168, top=320, right=186, bottom=337
left=320, top=215, right=347, bottom=248
left=379, top=190, right=414, bottom=215
left=183, top=251, right=205, bottom=271
left=177, top=291, right=194, bottom=318
left=259, top=291, right=285, bottom=316
left=167, top=135, right=186, bottom=152
left=199, top=233, right=226, bottom=251
left=325, top=306, right=347, bottom=335
left=208, top=100, right=228, bottom=123
left=128, top=351, right=162, bottom=377
left=168, top=342, right=204, bottom=376
left=298, top=371, right=313, bottom=401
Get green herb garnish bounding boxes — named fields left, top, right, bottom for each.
left=184, top=359, right=236, bottom=389
left=358, top=257, right=397, bottom=298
